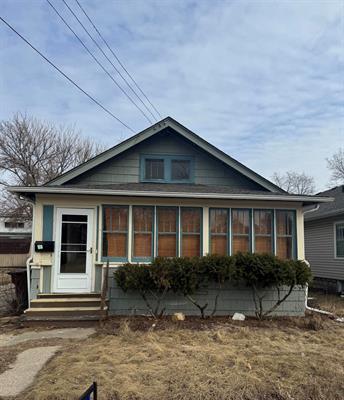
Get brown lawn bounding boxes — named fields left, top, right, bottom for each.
left=18, top=314, right=344, bottom=400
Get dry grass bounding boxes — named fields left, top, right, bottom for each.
left=21, top=316, right=344, bottom=400
left=309, top=290, right=344, bottom=317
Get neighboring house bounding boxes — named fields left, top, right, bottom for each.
left=0, top=216, right=31, bottom=268
left=304, top=185, right=344, bottom=294
left=9, top=117, right=331, bottom=320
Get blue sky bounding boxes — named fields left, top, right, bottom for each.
left=1, top=0, right=343, bottom=191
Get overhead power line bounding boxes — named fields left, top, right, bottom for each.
left=62, top=0, right=158, bottom=123
left=74, top=0, right=162, bottom=120
left=0, top=15, right=135, bottom=133
left=46, top=0, right=153, bottom=125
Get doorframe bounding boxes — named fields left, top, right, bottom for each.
left=52, top=207, right=95, bottom=293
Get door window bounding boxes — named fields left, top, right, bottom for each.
left=60, top=214, right=88, bottom=273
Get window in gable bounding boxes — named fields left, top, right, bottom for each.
left=145, top=158, right=164, bottom=180
left=141, top=155, right=194, bottom=183
left=171, top=159, right=191, bottom=180
left=335, top=223, right=344, bottom=258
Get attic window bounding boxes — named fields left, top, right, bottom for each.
left=145, top=159, right=164, bottom=180
left=141, top=155, right=194, bottom=183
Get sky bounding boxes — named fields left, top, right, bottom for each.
left=1, top=0, right=343, bottom=191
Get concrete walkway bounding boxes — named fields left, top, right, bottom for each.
left=0, top=327, right=95, bottom=347
left=0, top=346, right=61, bottom=397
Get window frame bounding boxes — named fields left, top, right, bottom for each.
left=275, top=209, right=297, bottom=260
left=101, top=205, right=129, bottom=262
left=131, top=205, right=155, bottom=263
left=180, top=207, right=203, bottom=257
left=334, top=221, right=344, bottom=259
left=209, top=208, right=230, bottom=256
left=253, top=209, right=274, bottom=254
left=231, top=208, right=252, bottom=255
left=140, top=154, right=195, bottom=183
left=156, top=206, right=179, bottom=258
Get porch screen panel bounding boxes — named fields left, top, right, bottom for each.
left=181, top=208, right=201, bottom=257
left=157, top=207, right=177, bottom=257
left=133, top=206, right=153, bottom=259
left=276, top=210, right=295, bottom=259
left=102, top=206, right=128, bottom=258
left=210, top=209, right=228, bottom=255
left=254, top=210, right=273, bottom=254
left=232, top=209, right=250, bottom=253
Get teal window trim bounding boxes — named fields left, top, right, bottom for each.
left=253, top=209, right=274, bottom=254
left=209, top=208, right=230, bottom=256
left=156, top=206, right=179, bottom=257
left=140, top=154, right=195, bottom=183
left=335, top=222, right=344, bottom=258
left=42, top=205, right=54, bottom=241
left=231, top=208, right=252, bottom=255
left=101, top=205, right=129, bottom=262
left=131, top=205, right=155, bottom=263
left=275, top=209, right=297, bottom=260
left=180, top=207, right=203, bottom=257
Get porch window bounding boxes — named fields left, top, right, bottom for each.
left=276, top=210, right=295, bottom=259
left=102, top=206, right=128, bottom=260
left=132, top=206, right=154, bottom=260
left=254, top=210, right=273, bottom=254
left=232, top=209, right=251, bottom=254
left=210, top=208, right=228, bottom=255
left=181, top=208, right=202, bottom=257
left=157, top=207, right=178, bottom=257
left=335, top=223, right=344, bottom=258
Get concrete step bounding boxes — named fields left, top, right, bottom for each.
left=37, top=293, right=101, bottom=299
left=25, top=306, right=108, bottom=318
left=30, top=298, right=106, bottom=308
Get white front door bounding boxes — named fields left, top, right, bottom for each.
left=53, top=208, right=94, bottom=293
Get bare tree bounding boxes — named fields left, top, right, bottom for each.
left=272, top=171, right=315, bottom=195
left=327, top=148, right=344, bottom=185
left=0, top=114, right=105, bottom=219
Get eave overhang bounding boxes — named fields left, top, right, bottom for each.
left=8, top=186, right=334, bottom=206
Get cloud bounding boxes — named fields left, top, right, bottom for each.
left=0, top=0, right=343, bottom=191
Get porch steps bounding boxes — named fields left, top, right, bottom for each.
left=24, top=293, right=108, bottom=323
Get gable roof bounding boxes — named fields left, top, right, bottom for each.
left=304, top=185, right=344, bottom=221
left=46, top=116, right=284, bottom=193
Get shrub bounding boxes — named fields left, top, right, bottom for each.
left=114, top=254, right=312, bottom=319
left=233, top=252, right=312, bottom=318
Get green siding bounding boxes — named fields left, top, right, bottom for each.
left=68, top=130, right=266, bottom=190
left=42, top=205, right=54, bottom=241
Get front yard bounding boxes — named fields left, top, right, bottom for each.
left=0, top=312, right=340, bottom=400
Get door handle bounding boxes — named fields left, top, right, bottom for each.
left=88, top=247, right=93, bottom=254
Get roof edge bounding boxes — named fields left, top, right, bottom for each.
left=8, top=186, right=333, bottom=204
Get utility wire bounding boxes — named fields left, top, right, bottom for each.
left=74, top=0, right=162, bottom=120
left=0, top=15, right=135, bottom=133
left=61, top=0, right=157, bottom=123
left=46, top=0, right=153, bottom=125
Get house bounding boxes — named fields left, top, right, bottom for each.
left=0, top=215, right=31, bottom=268
left=8, top=117, right=332, bottom=320
left=304, top=185, right=344, bottom=294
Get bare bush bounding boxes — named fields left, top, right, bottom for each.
left=0, top=113, right=105, bottom=219
left=272, top=171, right=315, bottom=194
left=327, top=148, right=344, bottom=185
